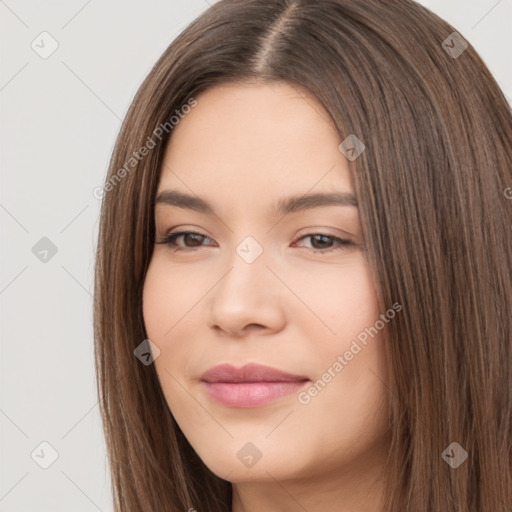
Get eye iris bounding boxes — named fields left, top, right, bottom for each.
left=184, top=233, right=205, bottom=246
left=310, top=234, right=332, bottom=249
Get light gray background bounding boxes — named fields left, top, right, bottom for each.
left=1, top=1, right=511, bottom=510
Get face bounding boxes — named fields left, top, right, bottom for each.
left=142, top=82, right=391, bottom=491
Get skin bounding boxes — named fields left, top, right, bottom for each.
left=142, top=81, right=392, bottom=512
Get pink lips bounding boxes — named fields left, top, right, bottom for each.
left=200, top=363, right=309, bottom=408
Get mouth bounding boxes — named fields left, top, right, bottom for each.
left=200, top=363, right=310, bottom=408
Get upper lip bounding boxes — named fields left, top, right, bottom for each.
left=201, top=363, right=309, bottom=383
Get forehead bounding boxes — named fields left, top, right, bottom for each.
left=157, top=82, right=354, bottom=212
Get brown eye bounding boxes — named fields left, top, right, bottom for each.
left=155, top=230, right=214, bottom=251
left=292, top=233, right=352, bottom=253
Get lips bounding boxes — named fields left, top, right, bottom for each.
left=200, top=363, right=310, bottom=408
left=201, top=363, right=309, bottom=383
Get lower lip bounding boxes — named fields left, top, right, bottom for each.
left=203, top=380, right=309, bottom=408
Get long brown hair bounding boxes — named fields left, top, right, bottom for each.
left=93, top=1, right=512, bottom=510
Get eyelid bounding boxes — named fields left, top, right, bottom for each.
left=294, top=226, right=355, bottom=239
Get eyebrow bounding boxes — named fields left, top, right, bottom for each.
left=155, top=189, right=358, bottom=216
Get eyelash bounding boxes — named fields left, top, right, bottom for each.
left=155, top=230, right=353, bottom=254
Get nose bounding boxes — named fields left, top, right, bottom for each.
left=207, top=244, right=286, bottom=338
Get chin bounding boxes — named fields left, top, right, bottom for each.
left=194, top=440, right=313, bottom=484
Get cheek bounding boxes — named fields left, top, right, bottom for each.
left=143, top=273, right=166, bottom=342
left=293, top=258, right=389, bottom=425
left=142, top=261, right=204, bottom=419
left=142, top=257, right=207, bottom=384
left=283, top=254, right=380, bottom=340
left=142, top=257, right=202, bottom=339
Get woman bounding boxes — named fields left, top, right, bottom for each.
left=93, top=1, right=512, bottom=510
